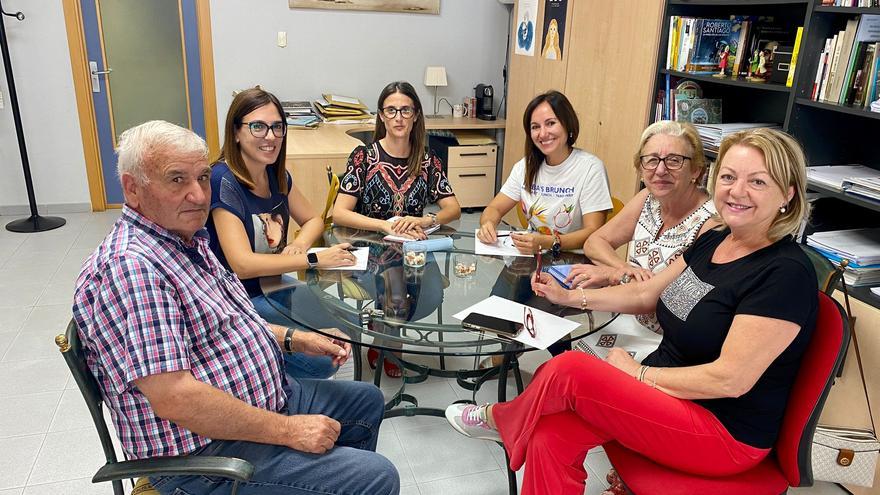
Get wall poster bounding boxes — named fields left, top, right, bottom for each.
left=289, top=0, right=440, bottom=15
left=515, top=0, right=538, bottom=57
left=541, top=0, right=567, bottom=60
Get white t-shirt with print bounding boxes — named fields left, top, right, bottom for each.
left=500, top=148, right=612, bottom=234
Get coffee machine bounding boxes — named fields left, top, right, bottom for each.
left=474, top=84, right=496, bottom=121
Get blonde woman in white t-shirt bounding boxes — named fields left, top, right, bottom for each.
left=478, top=90, right=612, bottom=255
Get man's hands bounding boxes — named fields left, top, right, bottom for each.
left=285, top=414, right=341, bottom=454
left=292, top=328, right=352, bottom=367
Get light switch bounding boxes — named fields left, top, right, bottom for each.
left=277, top=31, right=287, bottom=48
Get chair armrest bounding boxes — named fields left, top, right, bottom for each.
left=92, top=456, right=254, bottom=484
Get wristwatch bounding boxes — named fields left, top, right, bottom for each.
left=426, top=212, right=438, bottom=225
left=550, top=230, right=562, bottom=258
left=306, top=252, right=319, bottom=268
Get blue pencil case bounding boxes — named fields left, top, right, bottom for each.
left=402, top=237, right=454, bottom=253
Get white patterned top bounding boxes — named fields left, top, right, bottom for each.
left=629, top=193, right=716, bottom=333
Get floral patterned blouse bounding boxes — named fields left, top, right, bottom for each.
left=338, top=141, right=455, bottom=219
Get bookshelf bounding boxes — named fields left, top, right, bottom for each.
left=653, top=0, right=880, bottom=313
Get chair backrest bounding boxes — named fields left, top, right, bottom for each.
left=775, top=292, right=851, bottom=486
left=55, top=319, right=125, bottom=494
left=606, top=196, right=626, bottom=222
left=322, top=165, right=341, bottom=230
left=799, top=244, right=844, bottom=295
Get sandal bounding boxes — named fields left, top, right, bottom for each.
left=602, top=468, right=628, bottom=495
left=367, top=348, right=403, bottom=378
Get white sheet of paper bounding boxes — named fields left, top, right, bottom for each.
left=452, top=295, right=579, bottom=350
left=474, top=229, right=534, bottom=257
left=305, top=247, right=369, bottom=271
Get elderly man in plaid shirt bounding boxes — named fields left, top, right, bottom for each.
left=73, top=121, right=399, bottom=495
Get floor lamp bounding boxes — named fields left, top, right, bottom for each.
left=1, top=1, right=66, bottom=233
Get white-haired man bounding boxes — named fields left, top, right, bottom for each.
left=73, top=120, right=399, bottom=495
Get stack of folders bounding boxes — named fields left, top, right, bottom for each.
left=314, top=94, right=372, bottom=123
left=694, top=123, right=780, bottom=153
left=806, top=228, right=880, bottom=286
left=282, top=100, right=320, bottom=128
left=806, top=165, right=880, bottom=202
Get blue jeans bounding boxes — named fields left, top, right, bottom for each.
left=252, top=292, right=339, bottom=380
left=150, top=378, right=398, bottom=495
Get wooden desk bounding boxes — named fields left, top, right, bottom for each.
left=285, top=117, right=505, bottom=219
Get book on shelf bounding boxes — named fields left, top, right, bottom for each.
left=839, top=15, right=880, bottom=104
left=685, top=18, right=743, bottom=73
left=826, top=18, right=860, bottom=102
left=786, top=27, right=804, bottom=87
left=806, top=228, right=880, bottom=267
left=694, top=123, right=780, bottom=153
left=806, top=164, right=880, bottom=191
left=675, top=98, right=722, bottom=124
left=843, top=176, right=880, bottom=202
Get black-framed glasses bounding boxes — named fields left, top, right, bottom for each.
left=523, top=306, right=536, bottom=339
left=639, top=153, right=691, bottom=170
left=381, top=106, right=416, bottom=119
left=241, top=120, right=287, bottom=138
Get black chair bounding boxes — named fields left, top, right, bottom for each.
left=55, top=319, right=254, bottom=495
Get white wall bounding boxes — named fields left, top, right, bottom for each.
left=210, top=0, right=511, bottom=123
left=0, top=0, right=90, bottom=213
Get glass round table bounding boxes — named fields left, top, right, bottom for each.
left=262, top=225, right=615, bottom=401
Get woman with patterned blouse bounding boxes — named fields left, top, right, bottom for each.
left=333, top=81, right=461, bottom=239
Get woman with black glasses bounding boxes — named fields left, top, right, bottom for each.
left=332, top=81, right=461, bottom=377
left=333, top=81, right=461, bottom=238
left=207, top=87, right=356, bottom=379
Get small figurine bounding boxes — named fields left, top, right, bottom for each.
left=714, top=45, right=730, bottom=78
left=749, top=49, right=772, bottom=82
left=748, top=49, right=760, bottom=78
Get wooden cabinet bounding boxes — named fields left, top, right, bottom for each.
left=446, top=144, right=497, bottom=207
left=503, top=0, right=664, bottom=225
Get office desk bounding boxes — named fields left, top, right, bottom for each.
left=286, top=116, right=506, bottom=216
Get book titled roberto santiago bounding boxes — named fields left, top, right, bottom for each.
left=686, top=18, right=742, bottom=73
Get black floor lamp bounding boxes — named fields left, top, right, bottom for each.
left=1, top=1, right=65, bottom=233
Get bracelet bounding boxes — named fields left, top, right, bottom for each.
left=579, top=288, right=588, bottom=311
left=635, top=365, right=646, bottom=381
left=651, top=367, right=663, bottom=389
left=284, top=327, right=296, bottom=353
left=639, top=365, right=651, bottom=383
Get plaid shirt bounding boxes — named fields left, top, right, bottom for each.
left=73, top=206, right=288, bottom=459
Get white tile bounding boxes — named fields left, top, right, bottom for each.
left=18, top=305, right=71, bottom=336
left=399, top=483, right=421, bottom=495
left=35, top=282, right=76, bottom=307
left=22, top=477, right=113, bottom=495
left=377, top=423, right=416, bottom=486
left=0, top=392, right=61, bottom=438
left=0, top=283, right=46, bottom=309
left=0, top=435, right=44, bottom=490
left=0, top=358, right=71, bottom=397
left=0, top=488, right=24, bottom=495
left=585, top=450, right=612, bottom=489
left=0, top=332, right=18, bottom=360
left=417, top=469, right=509, bottom=495
left=49, top=389, right=94, bottom=433
left=28, top=427, right=107, bottom=486
left=0, top=307, right=33, bottom=334
left=396, top=424, right=498, bottom=483
left=384, top=376, right=461, bottom=432
left=585, top=464, right=610, bottom=495
left=4, top=306, right=73, bottom=362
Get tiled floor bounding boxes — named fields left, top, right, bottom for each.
left=0, top=210, right=848, bottom=494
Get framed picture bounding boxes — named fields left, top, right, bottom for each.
left=289, top=0, right=440, bottom=15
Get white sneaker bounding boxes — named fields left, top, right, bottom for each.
left=445, top=403, right=502, bottom=442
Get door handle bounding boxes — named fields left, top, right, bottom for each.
left=89, top=61, right=112, bottom=93
left=459, top=173, right=488, bottom=178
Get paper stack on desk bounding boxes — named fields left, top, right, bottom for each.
left=453, top=295, right=579, bottom=350
left=474, top=230, right=534, bottom=257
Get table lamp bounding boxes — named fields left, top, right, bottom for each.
left=424, top=66, right=447, bottom=118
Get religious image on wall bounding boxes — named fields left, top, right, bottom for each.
left=515, top=0, right=538, bottom=56
left=289, top=0, right=439, bottom=15
left=541, top=0, right=567, bottom=60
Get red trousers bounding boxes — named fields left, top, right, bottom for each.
left=492, top=352, right=769, bottom=495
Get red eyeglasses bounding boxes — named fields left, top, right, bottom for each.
left=523, top=306, right=536, bottom=338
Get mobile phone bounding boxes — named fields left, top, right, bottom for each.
left=462, top=313, right=523, bottom=337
